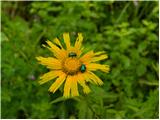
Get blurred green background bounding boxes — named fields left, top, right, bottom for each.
left=1, top=1, right=159, bottom=119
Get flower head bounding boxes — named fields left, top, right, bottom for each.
left=36, top=33, right=110, bottom=98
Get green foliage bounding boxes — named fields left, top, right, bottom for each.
left=1, top=1, right=158, bottom=119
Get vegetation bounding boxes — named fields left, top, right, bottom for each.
left=1, top=1, right=159, bottom=119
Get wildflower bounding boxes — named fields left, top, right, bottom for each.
left=36, top=33, right=110, bottom=98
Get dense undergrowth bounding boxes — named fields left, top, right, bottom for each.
left=1, top=1, right=159, bottom=119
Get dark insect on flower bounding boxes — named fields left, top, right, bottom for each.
left=68, top=52, right=77, bottom=58
left=80, top=64, right=86, bottom=73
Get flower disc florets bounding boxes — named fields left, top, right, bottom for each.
left=62, top=57, right=81, bottom=75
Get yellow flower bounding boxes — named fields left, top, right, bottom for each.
left=36, top=33, right=110, bottom=98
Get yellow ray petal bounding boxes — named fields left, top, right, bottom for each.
left=80, top=50, right=94, bottom=63
left=49, top=72, right=66, bottom=93
left=85, top=71, right=104, bottom=85
left=83, top=72, right=94, bottom=84
left=83, top=85, right=91, bottom=94
left=63, top=32, right=71, bottom=49
left=80, top=51, right=108, bottom=63
left=39, top=70, right=63, bottom=85
left=77, top=74, right=91, bottom=94
left=94, top=51, right=106, bottom=56
left=74, top=33, right=83, bottom=50
left=53, top=38, right=63, bottom=49
left=87, top=63, right=110, bottom=73
left=91, top=54, right=108, bottom=62
left=36, top=56, right=61, bottom=69
left=45, top=40, right=67, bottom=59
left=63, top=75, right=72, bottom=98
left=71, top=75, right=79, bottom=97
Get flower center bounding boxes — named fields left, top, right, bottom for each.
left=63, top=58, right=81, bottom=75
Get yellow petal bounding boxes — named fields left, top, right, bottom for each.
left=77, top=74, right=91, bottom=94
left=80, top=51, right=108, bottom=63
left=39, top=70, right=63, bottom=85
left=87, top=63, right=110, bottom=73
left=83, top=72, right=94, bottom=84
left=63, top=32, right=71, bottom=49
left=85, top=71, right=103, bottom=85
left=80, top=50, right=94, bottom=63
left=74, top=33, right=83, bottom=50
left=46, top=40, right=67, bottom=59
left=91, top=54, right=108, bottom=62
left=83, top=85, right=91, bottom=94
left=63, top=75, right=72, bottom=98
left=94, top=51, right=106, bottom=56
left=49, top=72, right=66, bottom=93
left=71, top=75, right=79, bottom=97
left=53, top=38, right=63, bottom=49
left=36, top=56, right=61, bottom=69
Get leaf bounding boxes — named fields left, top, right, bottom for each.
left=50, top=97, right=66, bottom=104
left=138, top=41, right=147, bottom=53
left=136, top=64, right=147, bottom=76
left=77, top=100, right=88, bottom=118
